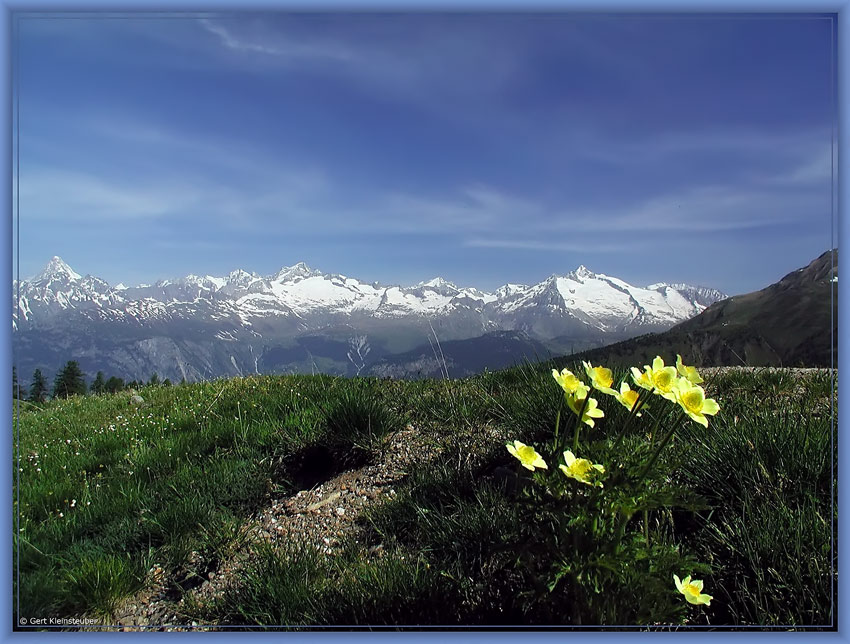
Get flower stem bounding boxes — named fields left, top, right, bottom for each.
left=638, top=408, right=686, bottom=480
left=572, top=395, right=590, bottom=453
left=553, top=398, right=564, bottom=453
left=610, top=387, right=654, bottom=453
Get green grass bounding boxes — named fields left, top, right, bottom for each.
left=13, top=364, right=837, bottom=628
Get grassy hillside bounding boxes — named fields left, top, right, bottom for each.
left=13, top=360, right=837, bottom=629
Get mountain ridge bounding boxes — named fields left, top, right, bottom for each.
left=555, top=250, right=837, bottom=369
left=13, top=257, right=727, bottom=383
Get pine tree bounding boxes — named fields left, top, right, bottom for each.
left=148, top=373, right=160, bottom=387
left=52, top=361, right=87, bottom=398
left=105, top=376, right=125, bottom=394
left=12, top=366, right=20, bottom=400
left=91, top=371, right=106, bottom=395
left=28, top=369, right=47, bottom=403
left=162, top=378, right=172, bottom=387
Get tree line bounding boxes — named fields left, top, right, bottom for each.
left=12, top=363, right=180, bottom=403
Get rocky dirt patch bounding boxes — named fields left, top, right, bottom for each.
left=101, top=421, right=508, bottom=631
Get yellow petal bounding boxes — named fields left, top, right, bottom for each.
left=702, top=398, right=720, bottom=415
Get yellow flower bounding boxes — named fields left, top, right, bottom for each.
left=565, top=391, right=604, bottom=427
left=674, top=380, right=720, bottom=428
left=506, top=440, right=548, bottom=471
left=559, top=450, right=605, bottom=487
left=582, top=361, right=618, bottom=396
left=674, top=574, right=713, bottom=606
left=676, top=354, right=704, bottom=384
left=647, top=356, right=679, bottom=402
left=615, top=381, right=647, bottom=415
left=630, top=366, right=654, bottom=391
left=552, top=368, right=586, bottom=395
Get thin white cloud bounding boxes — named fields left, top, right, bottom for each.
left=153, top=238, right=225, bottom=251
left=368, top=175, right=829, bottom=240
left=194, top=16, right=523, bottom=114
left=755, top=147, right=834, bottom=187
left=559, top=125, right=832, bottom=168
left=81, top=112, right=329, bottom=194
left=464, top=239, right=634, bottom=253
left=19, top=168, right=196, bottom=220
left=198, top=18, right=356, bottom=64
left=548, top=184, right=827, bottom=234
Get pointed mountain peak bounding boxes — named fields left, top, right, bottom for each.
left=227, top=268, right=258, bottom=281
left=568, top=264, right=595, bottom=280
left=273, top=261, right=319, bottom=281
left=33, top=256, right=81, bottom=282
left=418, top=276, right=458, bottom=290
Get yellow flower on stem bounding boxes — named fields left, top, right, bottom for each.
left=582, top=361, right=618, bottom=396
left=615, top=381, right=647, bottom=415
left=674, top=574, right=713, bottom=606
left=559, top=450, right=605, bottom=487
left=646, top=356, right=679, bottom=402
left=630, top=366, right=654, bottom=391
left=506, top=440, right=548, bottom=471
left=674, top=380, right=720, bottom=428
left=676, top=354, right=704, bottom=384
left=552, top=368, right=586, bottom=395
left=565, top=392, right=604, bottom=428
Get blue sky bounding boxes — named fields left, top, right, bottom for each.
left=13, top=12, right=836, bottom=296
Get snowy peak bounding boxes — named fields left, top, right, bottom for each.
left=273, top=262, right=320, bottom=282
left=567, top=264, right=596, bottom=281
left=226, top=269, right=260, bottom=285
left=647, top=282, right=726, bottom=308
left=32, top=256, right=81, bottom=284
left=418, top=277, right=457, bottom=290
left=495, top=283, right=529, bottom=299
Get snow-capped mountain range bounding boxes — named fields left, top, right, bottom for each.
left=13, top=256, right=726, bottom=382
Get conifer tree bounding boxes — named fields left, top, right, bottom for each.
left=52, top=361, right=87, bottom=398
left=91, top=371, right=106, bottom=395
left=148, top=373, right=160, bottom=387
left=105, top=376, right=125, bottom=394
left=162, top=378, right=172, bottom=387
left=28, top=369, right=47, bottom=403
left=12, top=366, right=19, bottom=400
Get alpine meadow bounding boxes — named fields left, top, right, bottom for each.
left=12, top=11, right=838, bottom=631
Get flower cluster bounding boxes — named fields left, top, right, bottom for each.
left=552, top=355, right=718, bottom=429
left=505, top=354, right=719, bottom=613
left=630, top=355, right=719, bottom=427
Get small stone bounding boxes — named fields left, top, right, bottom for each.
left=335, top=506, right=346, bottom=516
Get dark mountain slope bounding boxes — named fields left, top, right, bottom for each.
left=366, top=330, right=554, bottom=379
left=558, top=250, right=837, bottom=369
